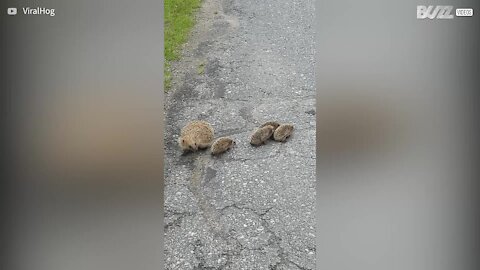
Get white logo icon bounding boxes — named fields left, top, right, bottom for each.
left=455, top=8, right=473, bottom=17
left=417, top=5, right=454, bottom=19
left=7, top=7, right=17, bottom=16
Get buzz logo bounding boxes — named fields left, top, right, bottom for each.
left=417, top=5, right=454, bottom=19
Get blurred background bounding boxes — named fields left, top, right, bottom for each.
left=316, top=0, right=479, bottom=270
left=1, top=0, right=164, bottom=269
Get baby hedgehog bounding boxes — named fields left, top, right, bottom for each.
left=210, top=137, right=236, bottom=155
left=178, top=120, right=214, bottom=152
left=273, top=124, right=294, bottom=142
left=260, top=121, right=280, bottom=139
left=250, top=125, right=275, bottom=146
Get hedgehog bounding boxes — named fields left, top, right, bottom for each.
left=178, top=120, right=214, bottom=152
left=259, top=121, right=280, bottom=139
left=250, top=125, right=275, bottom=146
left=210, top=137, right=236, bottom=155
left=273, top=124, right=294, bottom=142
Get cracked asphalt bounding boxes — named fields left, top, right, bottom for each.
left=164, top=0, right=315, bottom=269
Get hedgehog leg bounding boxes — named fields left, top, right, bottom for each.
left=198, top=142, right=211, bottom=149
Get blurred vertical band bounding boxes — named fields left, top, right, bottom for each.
left=1, top=1, right=164, bottom=270
left=316, top=0, right=479, bottom=270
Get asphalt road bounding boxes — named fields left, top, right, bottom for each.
left=165, top=0, right=315, bottom=269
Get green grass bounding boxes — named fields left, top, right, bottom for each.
left=165, top=0, right=202, bottom=90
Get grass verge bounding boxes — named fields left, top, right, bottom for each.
left=165, top=0, right=202, bottom=90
